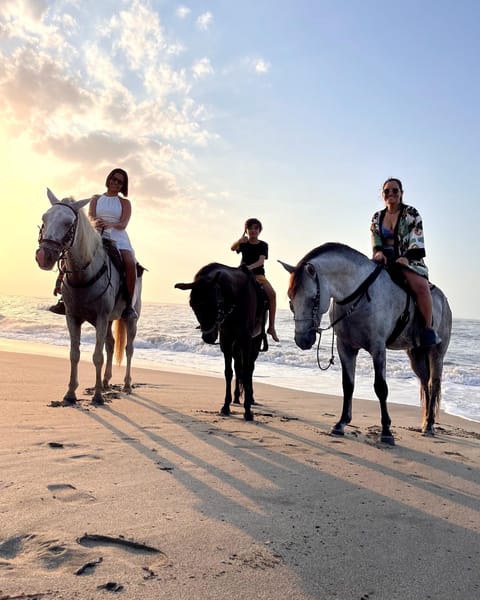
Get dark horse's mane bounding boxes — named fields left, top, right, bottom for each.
left=195, top=262, right=241, bottom=279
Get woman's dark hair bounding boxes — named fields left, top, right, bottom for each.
left=382, top=177, right=403, bottom=192
left=245, top=217, right=262, bottom=232
left=106, top=168, right=129, bottom=196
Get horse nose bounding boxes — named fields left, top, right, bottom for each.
left=35, top=247, right=54, bottom=270
left=202, top=331, right=218, bottom=344
left=295, top=331, right=316, bottom=350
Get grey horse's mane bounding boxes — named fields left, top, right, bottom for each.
left=297, top=242, right=369, bottom=268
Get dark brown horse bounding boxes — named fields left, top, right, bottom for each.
left=175, top=263, right=267, bottom=420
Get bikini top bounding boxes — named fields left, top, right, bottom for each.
left=381, top=224, right=395, bottom=240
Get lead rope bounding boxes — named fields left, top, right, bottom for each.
left=316, top=325, right=335, bottom=371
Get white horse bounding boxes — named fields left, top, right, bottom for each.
left=35, top=189, right=142, bottom=404
left=282, top=242, right=452, bottom=445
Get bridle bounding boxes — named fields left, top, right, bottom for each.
left=38, top=203, right=111, bottom=297
left=199, top=282, right=236, bottom=337
left=292, top=262, right=384, bottom=370
left=38, top=203, right=78, bottom=260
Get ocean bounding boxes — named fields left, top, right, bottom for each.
left=0, top=294, right=479, bottom=423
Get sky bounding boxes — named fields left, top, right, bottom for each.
left=1, top=0, right=479, bottom=319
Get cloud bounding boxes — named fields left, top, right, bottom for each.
left=0, top=0, right=49, bottom=21
left=176, top=5, right=190, bottom=19
left=192, top=57, right=214, bottom=79
left=196, top=11, right=213, bottom=30
left=254, top=58, right=271, bottom=74
left=0, top=1, right=224, bottom=221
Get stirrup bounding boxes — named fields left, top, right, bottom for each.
left=420, top=327, right=441, bottom=347
left=49, top=299, right=66, bottom=315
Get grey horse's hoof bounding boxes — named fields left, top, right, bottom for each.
left=244, top=413, right=254, bottom=422
left=331, top=428, right=345, bottom=436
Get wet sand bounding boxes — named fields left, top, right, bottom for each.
left=0, top=349, right=479, bottom=599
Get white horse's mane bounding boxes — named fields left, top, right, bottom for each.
left=60, top=198, right=102, bottom=265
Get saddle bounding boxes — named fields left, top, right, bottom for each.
left=102, top=238, right=146, bottom=279
left=382, top=262, right=437, bottom=346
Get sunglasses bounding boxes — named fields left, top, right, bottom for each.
left=110, top=176, right=124, bottom=185
left=383, top=188, right=400, bottom=196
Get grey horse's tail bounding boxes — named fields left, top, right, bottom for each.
left=113, top=319, right=126, bottom=365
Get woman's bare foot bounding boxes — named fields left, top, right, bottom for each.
left=268, top=327, right=279, bottom=342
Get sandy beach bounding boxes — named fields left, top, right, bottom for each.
left=1, top=348, right=479, bottom=600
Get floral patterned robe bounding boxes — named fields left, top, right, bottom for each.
left=370, top=203, right=429, bottom=279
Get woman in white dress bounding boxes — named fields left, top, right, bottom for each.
left=49, top=168, right=138, bottom=318
left=88, top=168, right=137, bottom=319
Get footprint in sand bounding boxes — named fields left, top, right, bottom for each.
left=77, top=534, right=169, bottom=576
left=47, top=483, right=96, bottom=503
left=0, top=533, right=91, bottom=574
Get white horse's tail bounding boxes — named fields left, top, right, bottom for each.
left=113, top=319, right=126, bottom=365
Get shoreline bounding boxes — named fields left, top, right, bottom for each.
left=2, top=335, right=478, bottom=425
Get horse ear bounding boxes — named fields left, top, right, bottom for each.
left=175, top=282, right=195, bottom=290
left=47, top=188, right=60, bottom=205
left=73, top=198, right=91, bottom=211
left=278, top=259, right=295, bottom=274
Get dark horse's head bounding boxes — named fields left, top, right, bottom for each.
left=175, top=264, right=234, bottom=344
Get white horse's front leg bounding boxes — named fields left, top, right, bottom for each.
left=92, top=317, right=108, bottom=404
left=103, top=322, right=114, bottom=390
left=65, top=317, right=82, bottom=404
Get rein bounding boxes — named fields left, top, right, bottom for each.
left=313, top=263, right=384, bottom=370
left=200, top=282, right=236, bottom=339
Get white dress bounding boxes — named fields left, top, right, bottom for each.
left=95, top=194, right=135, bottom=256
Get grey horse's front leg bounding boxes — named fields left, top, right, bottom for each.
left=65, top=316, right=82, bottom=404
left=372, top=349, right=394, bottom=445
left=332, top=343, right=358, bottom=436
left=92, top=316, right=109, bottom=404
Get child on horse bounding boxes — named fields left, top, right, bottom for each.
left=231, top=217, right=279, bottom=342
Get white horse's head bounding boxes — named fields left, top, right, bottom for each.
left=35, top=188, right=92, bottom=270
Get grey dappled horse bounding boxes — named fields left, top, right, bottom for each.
left=175, top=263, right=267, bottom=421
left=281, top=242, right=452, bottom=445
left=35, top=189, right=142, bottom=404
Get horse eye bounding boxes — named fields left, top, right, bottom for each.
left=306, top=264, right=315, bottom=278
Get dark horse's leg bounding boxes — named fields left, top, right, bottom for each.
left=233, top=347, right=243, bottom=404
left=220, top=334, right=233, bottom=416
left=240, top=337, right=255, bottom=421
left=332, top=341, right=357, bottom=436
